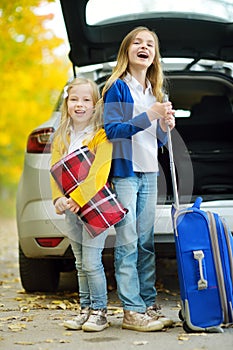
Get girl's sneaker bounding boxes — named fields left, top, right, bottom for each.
left=122, top=310, right=164, bottom=332
left=63, top=307, right=90, bottom=330
left=146, top=304, right=173, bottom=328
left=82, top=309, right=109, bottom=332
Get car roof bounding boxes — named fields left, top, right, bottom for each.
left=59, top=0, right=233, bottom=67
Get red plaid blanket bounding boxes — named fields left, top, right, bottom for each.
left=50, top=146, right=128, bottom=238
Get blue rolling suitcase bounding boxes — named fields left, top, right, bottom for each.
left=167, top=127, right=233, bottom=333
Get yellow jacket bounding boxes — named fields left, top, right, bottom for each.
left=50, top=128, right=113, bottom=211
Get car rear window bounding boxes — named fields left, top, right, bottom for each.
left=86, top=0, right=233, bottom=25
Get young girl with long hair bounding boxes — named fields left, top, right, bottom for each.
left=102, top=26, right=175, bottom=332
left=50, top=77, right=111, bottom=332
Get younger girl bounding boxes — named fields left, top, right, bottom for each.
left=50, top=77, right=112, bottom=332
left=102, top=27, right=175, bottom=332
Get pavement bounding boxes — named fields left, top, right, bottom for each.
left=0, top=218, right=232, bottom=349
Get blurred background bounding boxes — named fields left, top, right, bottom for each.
left=0, top=0, right=70, bottom=217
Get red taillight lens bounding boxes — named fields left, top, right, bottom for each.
left=36, top=237, right=63, bottom=247
left=27, top=127, right=55, bottom=153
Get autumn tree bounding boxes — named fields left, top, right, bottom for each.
left=0, top=0, right=70, bottom=215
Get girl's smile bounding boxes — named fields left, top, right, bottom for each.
left=74, top=109, right=86, bottom=115
left=137, top=51, right=149, bottom=59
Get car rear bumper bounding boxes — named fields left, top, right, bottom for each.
left=17, top=198, right=70, bottom=258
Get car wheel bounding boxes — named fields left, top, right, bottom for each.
left=19, top=245, right=60, bottom=292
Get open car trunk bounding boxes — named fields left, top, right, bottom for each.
left=157, top=71, right=233, bottom=204
left=59, top=0, right=233, bottom=206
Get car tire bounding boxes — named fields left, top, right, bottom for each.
left=19, top=245, right=60, bottom=292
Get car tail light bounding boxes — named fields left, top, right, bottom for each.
left=27, top=127, right=55, bottom=153
left=36, top=237, right=63, bottom=247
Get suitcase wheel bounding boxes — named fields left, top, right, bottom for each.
left=178, top=309, right=184, bottom=321
left=183, top=321, right=195, bottom=333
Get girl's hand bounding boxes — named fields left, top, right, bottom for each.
left=159, top=112, right=176, bottom=132
left=147, top=101, right=173, bottom=121
left=67, top=198, right=80, bottom=214
left=54, top=197, right=69, bottom=214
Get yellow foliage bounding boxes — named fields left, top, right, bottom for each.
left=0, top=0, right=71, bottom=190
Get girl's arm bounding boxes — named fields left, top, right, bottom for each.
left=104, top=80, right=151, bottom=140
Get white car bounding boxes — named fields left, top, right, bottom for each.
left=16, top=0, right=233, bottom=292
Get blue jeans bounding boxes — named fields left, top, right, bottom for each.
left=65, top=210, right=108, bottom=310
left=111, top=173, right=158, bottom=313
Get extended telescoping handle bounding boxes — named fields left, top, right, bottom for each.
left=167, top=125, right=179, bottom=209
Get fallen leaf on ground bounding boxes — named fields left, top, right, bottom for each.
left=45, top=339, right=55, bottom=343
left=133, top=340, right=149, bottom=345
left=50, top=301, right=67, bottom=310
left=59, top=339, right=71, bottom=343
left=20, top=315, right=34, bottom=322
left=8, top=323, right=26, bottom=332
left=0, top=316, right=19, bottom=322
left=178, top=334, right=189, bottom=341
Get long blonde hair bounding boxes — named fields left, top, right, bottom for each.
left=102, top=26, right=165, bottom=102
left=53, top=77, right=102, bottom=155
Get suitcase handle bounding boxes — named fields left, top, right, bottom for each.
left=192, top=197, right=203, bottom=209
left=167, top=125, right=179, bottom=208
left=193, top=250, right=208, bottom=290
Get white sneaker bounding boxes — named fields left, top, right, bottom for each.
left=82, top=309, right=109, bottom=332
left=64, top=307, right=90, bottom=330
